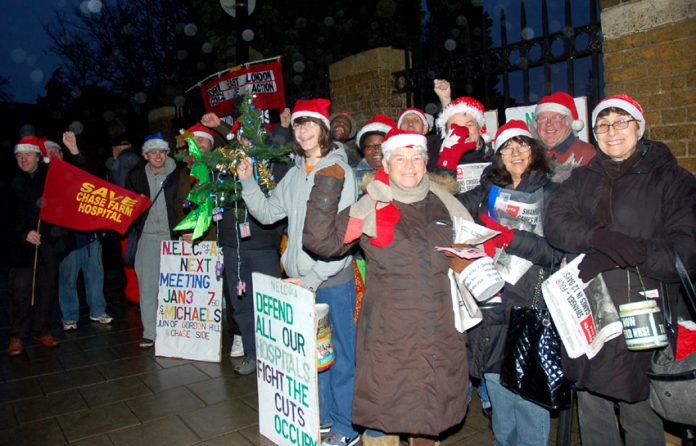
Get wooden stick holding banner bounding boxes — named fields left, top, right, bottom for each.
left=31, top=219, right=41, bottom=306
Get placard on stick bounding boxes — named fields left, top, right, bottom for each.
left=155, top=241, right=224, bottom=362
left=253, top=273, right=319, bottom=446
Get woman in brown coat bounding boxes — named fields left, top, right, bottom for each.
left=303, top=129, right=473, bottom=446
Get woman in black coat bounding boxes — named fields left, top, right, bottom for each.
left=544, top=94, right=696, bottom=446
left=458, top=120, right=563, bottom=446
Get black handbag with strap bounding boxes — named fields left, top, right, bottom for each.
left=500, top=269, right=571, bottom=410
left=647, top=252, right=696, bottom=427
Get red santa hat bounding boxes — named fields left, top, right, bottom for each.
left=291, top=98, right=331, bottom=129
left=380, top=128, right=427, bottom=159
left=436, top=96, right=489, bottom=142
left=187, top=123, right=216, bottom=144
left=330, top=110, right=357, bottom=139
left=494, top=120, right=533, bottom=153
left=397, top=107, right=429, bottom=131
left=356, top=114, right=396, bottom=152
left=535, top=92, right=584, bottom=132
left=591, top=93, right=646, bottom=138
left=14, top=135, right=50, bottom=163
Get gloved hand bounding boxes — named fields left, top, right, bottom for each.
left=311, top=164, right=345, bottom=206
left=443, top=243, right=476, bottom=273
left=577, top=252, right=618, bottom=282
left=590, top=228, right=646, bottom=267
left=437, top=123, right=477, bottom=170
left=479, top=213, right=515, bottom=253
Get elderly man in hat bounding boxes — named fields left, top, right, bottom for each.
left=7, top=136, right=71, bottom=356
left=534, top=92, right=596, bottom=182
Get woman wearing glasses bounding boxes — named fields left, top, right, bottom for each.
left=237, top=98, right=360, bottom=446
left=458, top=120, right=563, bottom=446
left=545, top=94, right=696, bottom=445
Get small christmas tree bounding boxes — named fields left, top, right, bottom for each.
left=174, top=93, right=292, bottom=240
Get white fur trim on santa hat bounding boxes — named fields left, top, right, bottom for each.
left=192, top=131, right=214, bottom=143
left=381, top=133, right=427, bottom=158
left=14, top=143, right=43, bottom=155
left=494, top=127, right=533, bottom=152
left=397, top=108, right=429, bottom=130
left=356, top=122, right=393, bottom=150
left=291, top=111, right=330, bottom=129
left=142, top=138, right=170, bottom=153
left=591, top=97, right=645, bottom=138
left=535, top=102, right=584, bottom=132
left=436, top=102, right=485, bottom=138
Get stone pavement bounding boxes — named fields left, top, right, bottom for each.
left=0, top=264, right=583, bottom=446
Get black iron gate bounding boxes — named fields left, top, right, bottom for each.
left=393, top=0, right=603, bottom=122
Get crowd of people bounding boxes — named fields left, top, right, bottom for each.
left=6, top=79, right=696, bottom=446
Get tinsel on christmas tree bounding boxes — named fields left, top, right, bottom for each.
left=174, top=93, right=292, bottom=240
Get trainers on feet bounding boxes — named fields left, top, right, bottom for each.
left=139, top=338, right=154, bottom=348
left=321, top=432, right=360, bottom=446
left=234, top=356, right=256, bottom=375
left=230, top=334, right=244, bottom=358
left=63, top=321, right=78, bottom=331
left=90, top=314, right=113, bottom=324
left=320, top=421, right=333, bottom=434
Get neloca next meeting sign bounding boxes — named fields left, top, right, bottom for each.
left=155, top=241, right=224, bottom=362
left=253, top=273, right=319, bottom=446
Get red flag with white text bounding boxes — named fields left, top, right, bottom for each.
left=39, top=158, right=151, bottom=235
left=199, top=57, right=286, bottom=123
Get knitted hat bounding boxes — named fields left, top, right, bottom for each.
left=44, top=140, right=62, bottom=152
left=591, top=93, right=646, bottom=138
left=494, top=120, right=533, bottom=152
left=356, top=114, right=396, bottom=152
left=330, top=110, right=357, bottom=139
left=397, top=107, right=429, bottom=131
left=291, top=98, right=331, bottom=129
left=380, top=128, right=427, bottom=159
left=535, top=92, right=584, bottom=132
left=15, top=135, right=49, bottom=163
left=142, top=132, right=170, bottom=153
left=110, top=134, right=131, bottom=147
left=436, top=96, right=489, bottom=142
left=187, top=123, right=216, bottom=143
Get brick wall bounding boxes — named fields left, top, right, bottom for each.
left=601, top=0, right=696, bottom=172
left=329, top=47, right=407, bottom=128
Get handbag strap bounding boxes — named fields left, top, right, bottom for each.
left=674, top=251, right=696, bottom=315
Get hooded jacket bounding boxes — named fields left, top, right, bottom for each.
left=240, top=145, right=358, bottom=290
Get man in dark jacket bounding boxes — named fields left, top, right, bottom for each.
left=126, top=133, right=187, bottom=348
left=7, top=136, right=71, bottom=356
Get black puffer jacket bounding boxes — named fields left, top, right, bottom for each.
left=544, top=139, right=696, bottom=402
left=458, top=169, right=563, bottom=378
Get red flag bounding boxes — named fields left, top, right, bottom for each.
left=39, top=158, right=151, bottom=235
left=200, top=58, right=286, bottom=121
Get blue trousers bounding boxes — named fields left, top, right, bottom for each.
left=485, top=373, right=550, bottom=446
left=59, top=240, right=107, bottom=322
left=316, top=278, right=358, bottom=439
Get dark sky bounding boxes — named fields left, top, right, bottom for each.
left=0, top=0, right=81, bottom=104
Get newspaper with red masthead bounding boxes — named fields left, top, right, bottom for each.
left=541, top=254, right=623, bottom=359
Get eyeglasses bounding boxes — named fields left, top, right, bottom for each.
left=363, top=144, right=381, bottom=151
left=593, top=119, right=638, bottom=134
left=535, top=114, right=566, bottom=126
left=499, top=143, right=531, bottom=156
left=292, top=121, right=319, bottom=130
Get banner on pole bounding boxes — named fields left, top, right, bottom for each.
left=39, top=158, right=151, bottom=235
left=253, top=273, right=319, bottom=446
left=200, top=58, right=286, bottom=122
left=155, top=241, right=224, bottom=363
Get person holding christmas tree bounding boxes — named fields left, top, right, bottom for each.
left=236, top=98, right=359, bottom=446
left=198, top=112, right=287, bottom=374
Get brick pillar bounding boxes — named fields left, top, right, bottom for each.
left=600, top=0, right=696, bottom=172
left=329, top=47, right=407, bottom=128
